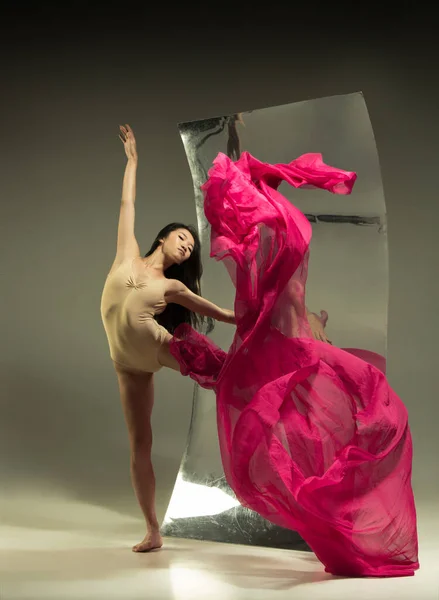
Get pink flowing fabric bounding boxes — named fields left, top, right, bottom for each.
left=170, top=152, right=419, bottom=577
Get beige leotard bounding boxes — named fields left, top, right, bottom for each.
left=100, top=258, right=171, bottom=373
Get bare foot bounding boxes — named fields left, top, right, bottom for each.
left=132, top=531, right=163, bottom=553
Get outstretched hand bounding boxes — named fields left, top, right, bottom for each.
left=235, top=113, right=245, bottom=127
left=119, top=124, right=138, bottom=161
left=308, top=309, right=332, bottom=344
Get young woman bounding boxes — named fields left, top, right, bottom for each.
left=100, top=125, right=338, bottom=554
left=100, top=125, right=236, bottom=552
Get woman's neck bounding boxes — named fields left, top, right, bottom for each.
left=143, top=247, right=173, bottom=274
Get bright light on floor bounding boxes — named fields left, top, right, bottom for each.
left=164, top=473, right=241, bottom=521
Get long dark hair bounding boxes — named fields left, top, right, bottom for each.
left=145, top=222, right=213, bottom=335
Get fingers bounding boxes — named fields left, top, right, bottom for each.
left=119, top=125, right=130, bottom=142
left=315, top=331, right=332, bottom=345
left=236, top=113, right=245, bottom=127
left=119, top=124, right=136, bottom=149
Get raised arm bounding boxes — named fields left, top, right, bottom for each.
left=113, top=124, right=141, bottom=265
left=165, top=280, right=235, bottom=324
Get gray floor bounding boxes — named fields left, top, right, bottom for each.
left=1, top=493, right=437, bottom=600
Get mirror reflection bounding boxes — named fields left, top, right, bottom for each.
left=161, top=93, right=388, bottom=551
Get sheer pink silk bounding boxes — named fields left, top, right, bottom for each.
left=170, top=152, right=419, bottom=577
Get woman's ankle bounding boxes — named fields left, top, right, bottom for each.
left=147, top=521, right=160, bottom=534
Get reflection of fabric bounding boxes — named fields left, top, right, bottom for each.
left=170, top=152, right=419, bottom=577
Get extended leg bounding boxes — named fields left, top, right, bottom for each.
left=115, top=366, right=163, bottom=552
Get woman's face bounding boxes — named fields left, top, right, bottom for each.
left=161, top=228, right=195, bottom=264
